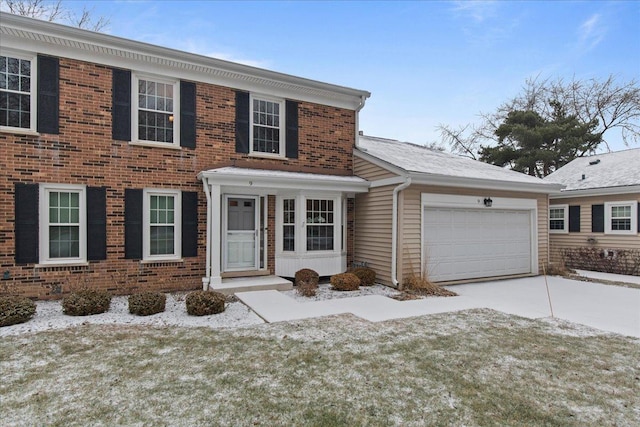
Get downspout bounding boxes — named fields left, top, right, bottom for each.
left=354, top=94, right=367, bottom=144
left=392, top=177, right=411, bottom=288
left=201, top=176, right=212, bottom=290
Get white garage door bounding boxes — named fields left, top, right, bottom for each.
left=423, top=207, right=532, bottom=282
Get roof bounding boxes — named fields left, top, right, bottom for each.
left=356, top=135, right=561, bottom=193
left=0, top=13, right=370, bottom=110
left=544, top=148, right=640, bottom=195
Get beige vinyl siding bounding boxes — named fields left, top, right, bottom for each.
left=549, top=193, right=640, bottom=264
left=398, top=185, right=550, bottom=285
left=354, top=156, right=397, bottom=181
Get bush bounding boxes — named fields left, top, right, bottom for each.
left=351, top=267, right=376, bottom=286
left=62, top=289, right=111, bottom=316
left=0, top=296, right=36, bottom=327
left=330, top=273, right=360, bottom=291
left=403, top=274, right=457, bottom=297
left=295, top=268, right=319, bottom=286
left=128, top=292, right=166, bottom=316
left=561, top=247, right=640, bottom=276
left=185, top=290, right=226, bottom=316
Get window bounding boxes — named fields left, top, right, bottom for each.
left=605, top=202, right=637, bottom=235
left=549, top=205, right=568, bottom=233
left=143, top=189, right=181, bottom=260
left=283, top=198, right=295, bottom=251
left=133, top=74, right=178, bottom=146
left=250, top=95, right=284, bottom=156
left=39, top=185, right=86, bottom=264
left=0, top=53, right=35, bottom=131
left=306, top=199, right=334, bottom=251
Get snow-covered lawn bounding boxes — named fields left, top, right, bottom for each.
left=2, top=309, right=639, bottom=426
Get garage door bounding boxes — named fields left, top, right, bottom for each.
left=423, top=207, right=532, bottom=282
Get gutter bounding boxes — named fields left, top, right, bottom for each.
left=391, top=177, right=411, bottom=288
left=201, top=176, right=212, bottom=290
left=354, top=95, right=368, bottom=144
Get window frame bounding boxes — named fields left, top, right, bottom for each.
left=305, top=198, right=336, bottom=252
left=0, top=49, right=37, bottom=133
left=249, top=93, right=285, bottom=158
left=38, top=184, right=87, bottom=265
left=604, top=201, right=637, bottom=235
left=131, top=73, right=180, bottom=148
left=282, top=198, right=296, bottom=252
left=143, top=188, right=182, bottom=261
left=549, top=204, right=568, bottom=234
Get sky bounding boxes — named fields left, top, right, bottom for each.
left=21, top=1, right=640, bottom=151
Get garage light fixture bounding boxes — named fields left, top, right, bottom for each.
left=483, top=197, right=493, bottom=207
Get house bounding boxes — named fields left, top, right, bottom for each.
left=0, top=13, right=370, bottom=299
left=353, top=135, right=562, bottom=286
left=544, top=149, right=640, bottom=273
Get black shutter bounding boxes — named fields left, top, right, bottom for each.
left=87, top=187, right=107, bottom=261
left=15, top=183, right=39, bottom=264
left=112, top=68, right=131, bottom=141
left=638, top=203, right=640, bottom=233
left=181, top=191, right=198, bottom=257
left=592, top=204, right=605, bottom=233
left=285, top=100, right=299, bottom=159
left=37, top=55, right=59, bottom=134
left=180, top=81, right=196, bottom=148
left=568, top=205, right=580, bottom=233
left=124, top=189, right=143, bottom=259
left=235, top=90, right=250, bottom=153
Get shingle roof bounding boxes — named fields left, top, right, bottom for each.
left=544, top=148, right=640, bottom=192
left=356, top=135, right=554, bottom=186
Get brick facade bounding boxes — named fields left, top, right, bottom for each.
left=1, top=57, right=357, bottom=299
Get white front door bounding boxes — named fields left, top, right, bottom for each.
left=224, top=196, right=259, bottom=271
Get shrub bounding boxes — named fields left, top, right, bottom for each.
left=295, top=268, right=319, bottom=287
left=351, top=267, right=376, bottom=286
left=330, top=273, right=360, bottom=291
left=403, top=274, right=457, bottom=297
left=0, top=296, right=36, bottom=327
left=185, top=290, right=226, bottom=316
left=62, top=289, right=111, bottom=316
left=561, top=247, right=640, bottom=276
left=128, top=292, right=166, bottom=316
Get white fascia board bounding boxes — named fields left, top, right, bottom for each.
left=0, top=13, right=370, bottom=110
left=409, top=172, right=563, bottom=194
left=421, top=193, right=537, bottom=210
left=353, top=149, right=406, bottom=177
left=549, top=185, right=640, bottom=199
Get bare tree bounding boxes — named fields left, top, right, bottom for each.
left=3, top=0, right=109, bottom=31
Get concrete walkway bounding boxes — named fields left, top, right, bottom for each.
left=237, top=275, right=640, bottom=338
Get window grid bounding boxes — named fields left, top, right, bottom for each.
left=611, top=205, right=631, bottom=231
left=48, top=191, right=80, bottom=258
left=549, top=207, right=565, bottom=231
left=283, top=198, right=295, bottom=251
left=252, top=98, right=281, bottom=154
left=138, top=79, right=174, bottom=143
left=149, top=195, right=175, bottom=255
left=306, top=199, right=334, bottom=251
left=0, top=55, right=31, bottom=129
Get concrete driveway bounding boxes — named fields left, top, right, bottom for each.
left=237, top=275, right=640, bottom=338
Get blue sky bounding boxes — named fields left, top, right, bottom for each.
left=62, top=1, right=640, bottom=151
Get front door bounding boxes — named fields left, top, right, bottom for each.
left=224, top=196, right=259, bottom=271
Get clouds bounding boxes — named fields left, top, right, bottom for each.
left=578, top=13, right=606, bottom=51
left=450, top=0, right=498, bottom=23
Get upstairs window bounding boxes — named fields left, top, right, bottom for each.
left=605, top=202, right=636, bottom=235
left=549, top=205, right=568, bottom=233
left=0, top=53, right=35, bottom=131
left=250, top=95, right=284, bottom=156
left=133, top=75, right=178, bottom=146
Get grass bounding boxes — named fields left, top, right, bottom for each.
left=1, top=309, right=639, bottom=426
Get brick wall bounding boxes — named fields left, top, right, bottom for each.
left=0, top=56, right=356, bottom=299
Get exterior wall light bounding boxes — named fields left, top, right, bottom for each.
left=483, top=197, right=493, bottom=207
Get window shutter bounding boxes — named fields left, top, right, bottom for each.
left=638, top=203, right=640, bottom=233
left=568, top=205, right=580, bottom=233
left=124, top=189, right=143, bottom=259
left=181, top=191, right=198, bottom=257
left=235, top=90, right=250, bottom=153
left=87, top=187, right=107, bottom=261
left=112, top=68, right=131, bottom=141
left=180, top=81, right=196, bottom=148
left=37, top=55, right=59, bottom=134
left=285, top=100, right=299, bottom=159
left=15, top=183, right=39, bottom=264
left=592, top=204, right=604, bottom=233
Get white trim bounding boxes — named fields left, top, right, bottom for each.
left=222, top=195, right=260, bottom=272
left=549, top=204, right=569, bottom=234
left=550, top=185, right=640, bottom=199
left=0, top=48, right=37, bottom=133
left=38, top=184, right=86, bottom=265
left=142, top=188, right=182, bottom=261
left=131, top=72, right=180, bottom=147
left=604, top=201, right=638, bottom=235
left=249, top=93, right=285, bottom=157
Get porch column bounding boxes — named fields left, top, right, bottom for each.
left=210, top=184, right=222, bottom=286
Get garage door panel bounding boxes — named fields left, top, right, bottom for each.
left=423, top=207, right=532, bottom=282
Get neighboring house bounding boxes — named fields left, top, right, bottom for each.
left=354, top=135, right=562, bottom=286
left=0, top=13, right=370, bottom=299
left=544, top=149, right=640, bottom=271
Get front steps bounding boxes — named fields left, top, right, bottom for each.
left=211, top=275, right=293, bottom=295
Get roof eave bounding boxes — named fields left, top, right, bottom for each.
left=549, top=184, right=640, bottom=199
left=408, top=172, right=563, bottom=194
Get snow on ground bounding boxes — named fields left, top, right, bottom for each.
left=281, top=282, right=401, bottom=302
left=576, top=269, right=640, bottom=285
